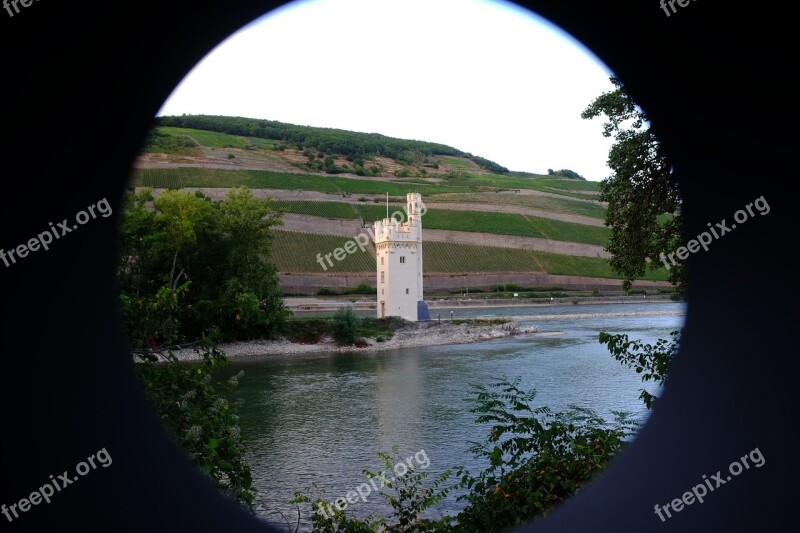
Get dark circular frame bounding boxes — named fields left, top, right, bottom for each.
left=0, top=1, right=793, bottom=531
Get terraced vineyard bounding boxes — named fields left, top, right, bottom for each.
left=423, top=209, right=547, bottom=238
left=431, top=192, right=607, bottom=219
left=273, top=201, right=358, bottom=219
left=133, top=167, right=472, bottom=195
left=531, top=250, right=668, bottom=281
left=268, top=231, right=668, bottom=280
left=353, top=203, right=407, bottom=223
left=424, top=241, right=542, bottom=273
left=523, top=215, right=610, bottom=246
left=271, top=231, right=375, bottom=272
left=299, top=202, right=611, bottom=246
left=134, top=168, right=340, bottom=192
left=443, top=172, right=600, bottom=194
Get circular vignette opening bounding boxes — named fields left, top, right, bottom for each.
left=121, top=2, right=690, bottom=531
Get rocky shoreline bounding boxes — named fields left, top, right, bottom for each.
left=170, top=320, right=543, bottom=361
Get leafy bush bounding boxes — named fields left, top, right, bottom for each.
left=118, top=282, right=189, bottom=350
left=120, top=281, right=256, bottom=510
left=283, top=318, right=329, bottom=344
left=142, top=129, right=200, bottom=156
left=331, top=306, right=362, bottom=345
left=133, top=332, right=256, bottom=510
left=343, top=283, right=376, bottom=295
left=292, top=447, right=458, bottom=532
left=317, top=287, right=340, bottom=296
left=454, top=380, right=635, bottom=531
left=547, top=168, right=585, bottom=180
left=599, top=330, right=679, bottom=409
left=592, top=287, right=601, bottom=297
left=361, top=316, right=404, bottom=340
left=470, top=155, right=509, bottom=174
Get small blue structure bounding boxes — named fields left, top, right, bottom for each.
left=417, top=300, right=431, bottom=321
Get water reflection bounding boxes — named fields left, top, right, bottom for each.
left=222, top=302, right=685, bottom=529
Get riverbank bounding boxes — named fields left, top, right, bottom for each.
left=170, top=306, right=684, bottom=361
left=171, top=320, right=542, bottom=361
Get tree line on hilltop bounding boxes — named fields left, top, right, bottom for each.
left=155, top=114, right=510, bottom=175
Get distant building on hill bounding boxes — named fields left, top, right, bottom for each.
left=373, top=193, right=430, bottom=321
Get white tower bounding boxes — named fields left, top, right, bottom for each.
left=374, top=193, right=429, bottom=321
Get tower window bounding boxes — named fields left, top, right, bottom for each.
left=400, top=256, right=406, bottom=263
left=406, top=288, right=409, bottom=294
left=381, top=271, right=384, bottom=283
left=381, top=257, right=384, bottom=265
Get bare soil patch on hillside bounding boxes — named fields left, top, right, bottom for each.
left=135, top=148, right=304, bottom=173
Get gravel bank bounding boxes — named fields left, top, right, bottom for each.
left=170, top=320, right=541, bottom=361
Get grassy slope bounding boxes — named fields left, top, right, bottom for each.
left=133, top=167, right=474, bottom=195
left=155, top=126, right=277, bottom=149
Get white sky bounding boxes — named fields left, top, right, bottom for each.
left=158, top=0, right=616, bottom=181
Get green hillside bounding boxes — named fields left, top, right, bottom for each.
left=155, top=115, right=510, bottom=174
left=133, top=118, right=675, bottom=288
left=133, top=167, right=473, bottom=195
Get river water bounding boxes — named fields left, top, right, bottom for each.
left=220, top=301, right=685, bottom=530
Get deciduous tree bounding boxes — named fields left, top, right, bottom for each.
left=581, top=76, right=684, bottom=294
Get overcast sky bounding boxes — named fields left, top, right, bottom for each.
left=158, top=0, right=616, bottom=181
